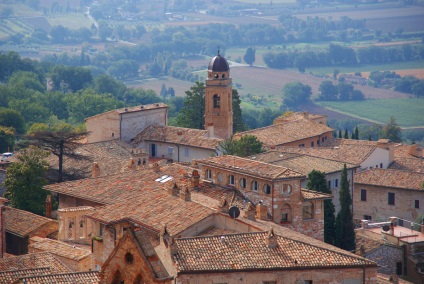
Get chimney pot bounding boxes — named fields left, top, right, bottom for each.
left=191, top=170, right=200, bottom=188
left=218, top=197, right=229, bottom=214
left=256, top=202, right=268, bottom=220
left=266, top=228, right=278, bottom=248
left=206, top=123, right=215, bottom=138
left=244, top=202, right=256, bottom=221
left=45, top=195, right=52, bottom=218
left=168, top=182, right=179, bottom=197
left=91, top=162, right=100, bottom=178
left=180, top=186, right=191, bottom=201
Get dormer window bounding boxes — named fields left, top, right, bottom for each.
left=240, top=178, right=246, bottom=189
left=280, top=184, right=292, bottom=196
left=213, top=94, right=220, bottom=108
left=228, top=175, right=235, bottom=185
left=222, top=74, right=225, bottom=78
left=214, top=74, right=219, bottom=78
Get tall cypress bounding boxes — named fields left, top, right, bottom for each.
left=354, top=126, right=359, bottom=140
left=335, top=164, right=355, bottom=251
left=344, top=128, right=349, bottom=139
left=307, top=170, right=336, bottom=245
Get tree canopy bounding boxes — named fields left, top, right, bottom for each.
left=382, top=116, right=402, bottom=143
left=3, top=146, right=49, bottom=215
left=219, top=135, right=264, bottom=157
left=243, top=47, right=256, bottom=66
left=282, top=81, right=311, bottom=110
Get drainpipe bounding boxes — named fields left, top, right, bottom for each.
left=362, top=265, right=366, bottom=284
left=176, top=145, right=180, bottom=163
left=271, top=184, right=275, bottom=222
left=119, top=114, right=122, bottom=141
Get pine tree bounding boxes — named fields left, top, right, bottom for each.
left=335, top=164, right=355, bottom=251
left=307, top=170, right=336, bottom=245
left=344, top=128, right=348, bottom=139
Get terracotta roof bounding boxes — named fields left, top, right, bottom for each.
left=197, top=155, right=304, bottom=180
left=251, top=151, right=358, bottom=175
left=29, top=237, right=91, bottom=261
left=132, top=125, right=223, bottom=150
left=85, top=188, right=214, bottom=236
left=0, top=252, right=70, bottom=274
left=274, top=112, right=326, bottom=123
left=4, top=207, right=58, bottom=237
left=301, top=188, right=332, bottom=200
left=18, top=271, right=99, bottom=284
left=196, top=226, right=237, bottom=236
left=45, top=139, right=145, bottom=180
left=322, top=138, right=379, bottom=147
left=389, top=158, right=424, bottom=173
left=85, top=103, right=168, bottom=121
left=275, top=143, right=377, bottom=165
left=354, top=168, right=424, bottom=190
left=234, top=118, right=333, bottom=146
left=355, top=231, right=386, bottom=256
left=0, top=268, right=51, bottom=284
left=174, top=231, right=376, bottom=272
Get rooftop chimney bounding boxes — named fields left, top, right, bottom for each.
left=244, top=202, right=256, bottom=221
left=302, top=112, right=309, bottom=119
left=0, top=197, right=9, bottom=258
left=206, top=122, right=214, bottom=138
left=191, top=170, right=200, bottom=188
left=127, top=158, right=136, bottom=171
left=180, top=186, right=191, bottom=201
left=218, top=197, right=229, bottom=214
left=168, top=182, right=179, bottom=197
left=409, top=144, right=422, bottom=158
left=152, top=162, right=160, bottom=172
left=266, top=228, right=278, bottom=248
left=45, top=195, right=52, bottom=218
left=256, top=201, right=268, bottom=220
left=91, top=162, right=100, bottom=178
left=177, top=131, right=183, bottom=142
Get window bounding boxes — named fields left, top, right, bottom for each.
left=299, top=144, right=305, bottom=147
left=380, top=163, right=383, bottom=168
left=213, top=94, right=220, bottom=108
left=310, top=141, right=314, bottom=147
left=317, top=140, right=319, bottom=145
left=228, top=175, right=235, bottom=185
left=184, top=148, right=189, bottom=157
left=99, top=224, right=104, bottom=237
left=360, top=189, right=367, bottom=201
left=322, top=137, right=325, bottom=142
left=303, top=202, right=313, bottom=220
left=125, top=252, right=134, bottom=265
left=364, top=215, right=372, bottom=220
left=112, top=132, right=114, bottom=137
left=280, top=204, right=291, bottom=223
left=168, top=147, right=173, bottom=155
left=335, top=179, right=339, bottom=188
left=396, top=262, right=402, bottom=275
left=415, top=199, right=420, bottom=209
left=240, top=178, right=246, bottom=188
left=327, top=180, right=331, bottom=189
left=280, top=184, right=292, bottom=196
left=251, top=180, right=259, bottom=191
left=263, top=282, right=277, bottom=284
left=264, top=184, right=271, bottom=194
left=388, top=192, right=395, bottom=205
left=206, top=169, right=212, bottom=180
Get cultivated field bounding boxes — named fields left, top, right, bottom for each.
left=125, top=77, right=194, bottom=97
left=317, top=98, right=424, bottom=127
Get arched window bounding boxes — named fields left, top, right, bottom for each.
left=228, top=175, right=235, bottom=186
left=280, top=204, right=292, bottom=223
left=280, top=184, right=292, bottom=196
left=251, top=180, right=258, bottom=191
left=206, top=169, right=212, bottom=180
left=133, top=274, right=143, bottom=284
left=264, top=184, right=271, bottom=194
left=111, top=270, right=124, bottom=284
left=303, top=202, right=314, bottom=220
left=222, top=74, right=225, bottom=78
left=213, top=94, right=220, bottom=108
left=240, top=178, right=246, bottom=189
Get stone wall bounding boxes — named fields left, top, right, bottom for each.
left=365, top=244, right=402, bottom=275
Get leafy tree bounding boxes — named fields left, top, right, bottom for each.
left=0, top=108, right=25, bottom=134
left=382, top=116, right=402, bottom=142
left=50, top=65, right=93, bottom=93
left=319, top=80, right=338, bottom=101
left=335, top=164, right=355, bottom=251
left=243, top=47, right=256, bottom=66
left=282, top=82, right=311, bottom=110
left=50, top=25, right=69, bottom=43
left=25, top=126, right=89, bottom=182
left=3, top=146, right=49, bottom=215
left=411, top=81, right=424, bottom=98
left=220, top=135, right=264, bottom=157
left=338, top=82, right=354, bottom=101
left=307, top=170, right=336, bottom=245
left=0, top=126, right=15, bottom=153
left=160, top=83, right=168, bottom=98
left=93, top=74, right=126, bottom=99
left=168, top=87, right=175, bottom=98
left=232, top=89, right=246, bottom=133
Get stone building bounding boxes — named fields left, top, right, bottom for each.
left=234, top=117, right=334, bottom=148
left=251, top=150, right=358, bottom=213
left=274, top=111, right=327, bottom=125
left=356, top=217, right=424, bottom=283
left=205, top=51, right=233, bottom=139
left=389, top=143, right=423, bottom=173
left=85, top=103, right=168, bottom=143
left=353, top=168, right=424, bottom=222
left=195, top=155, right=331, bottom=240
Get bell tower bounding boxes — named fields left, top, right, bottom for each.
left=205, top=51, right=233, bottom=139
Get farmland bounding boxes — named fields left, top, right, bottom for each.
left=317, top=98, right=424, bottom=127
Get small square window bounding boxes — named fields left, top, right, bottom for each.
left=388, top=192, right=395, bottom=205
left=364, top=215, right=372, bottom=220
left=360, top=189, right=367, bottom=201
left=415, top=199, right=420, bottom=209
left=327, top=180, right=331, bottom=189
left=380, top=163, right=383, bottom=168
left=335, top=179, right=339, bottom=188
left=184, top=148, right=189, bottom=157
left=168, top=146, right=173, bottom=154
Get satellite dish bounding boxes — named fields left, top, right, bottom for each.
left=228, top=206, right=240, bottom=219
left=382, top=225, right=390, bottom=232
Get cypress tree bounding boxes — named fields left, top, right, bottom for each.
left=307, top=170, right=336, bottom=245
left=338, top=129, right=342, bottom=138
left=335, top=164, right=355, bottom=251
left=354, top=126, right=359, bottom=140
left=344, top=128, right=349, bottom=139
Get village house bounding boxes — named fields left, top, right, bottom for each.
left=353, top=168, right=424, bottom=222
left=250, top=150, right=358, bottom=213
left=234, top=117, right=334, bottom=148
left=85, top=103, right=168, bottom=143
left=273, top=111, right=327, bottom=125
left=356, top=217, right=424, bottom=283
left=389, top=143, right=423, bottom=173
left=3, top=206, right=58, bottom=255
